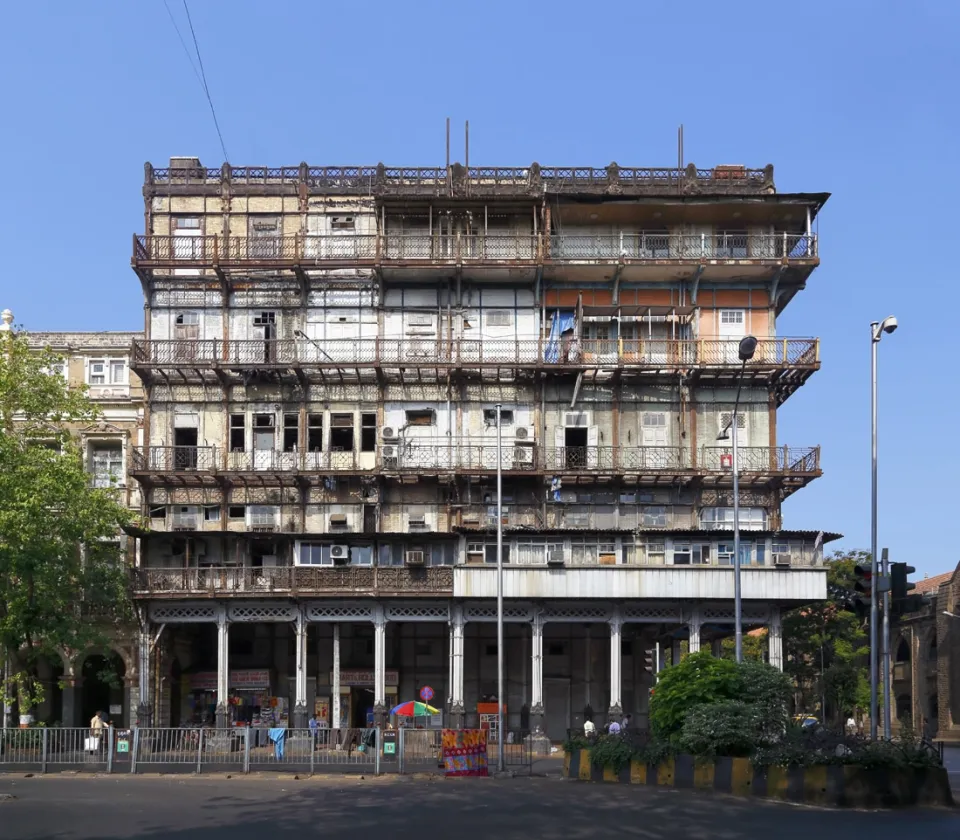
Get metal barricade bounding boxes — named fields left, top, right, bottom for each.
left=309, top=728, right=379, bottom=772
left=397, top=728, right=444, bottom=774
left=247, top=727, right=314, bottom=771
left=0, top=726, right=116, bottom=772
left=132, top=727, right=208, bottom=771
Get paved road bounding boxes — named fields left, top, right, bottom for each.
left=0, top=775, right=957, bottom=840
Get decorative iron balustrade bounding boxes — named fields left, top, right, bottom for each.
left=133, top=231, right=816, bottom=267
left=541, top=446, right=688, bottom=472
left=130, top=444, right=819, bottom=476
left=699, top=446, right=821, bottom=473
left=146, top=163, right=773, bottom=195
left=132, top=446, right=218, bottom=472
left=131, top=565, right=454, bottom=595
left=130, top=338, right=819, bottom=372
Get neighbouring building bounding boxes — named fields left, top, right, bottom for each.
left=126, top=157, right=835, bottom=737
left=15, top=325, right=145, bottom=727
left=891, top=563, right=960, bottom=743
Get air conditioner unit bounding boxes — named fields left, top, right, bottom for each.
left=329, top=513, right=348, bottom=528
left=547, top=546, right=565, bottom=567
left=513, top=445, right=534, bottom=466
left=514, top=426, right=533, bottom=441
left=382, top=444, right=399, bottom=468
left=407, top=514, right=427, bottom=529
left=381, top=426, right=399, bottom=441
left=250, top=524, right=276, bottom=533
left=564, top=411, right=589, bottom=428
left=405, top=550, right=425, bottom=566
left=773, top=553, right=792, bottom=568
left=330, top=544, right=349, bottom=561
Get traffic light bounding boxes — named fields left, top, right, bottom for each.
left=853, top=564, right=873, bottom=596
left=644, top=649, right=655, bottom=674
left=890, top=562, right=916, bottom=601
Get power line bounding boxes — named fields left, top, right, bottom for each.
left=180, top=1, right=230, bottom=163
left=162, top=0, right=202, bottom=86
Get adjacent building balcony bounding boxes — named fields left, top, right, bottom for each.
left=131, top=565, right=453, bottom=598
left=132, top=230, right=817, bottom=283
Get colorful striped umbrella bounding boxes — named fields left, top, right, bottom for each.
left=390, top=700, right=439, bottom=717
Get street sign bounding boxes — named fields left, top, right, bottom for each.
left=420, top=685, right=434, bottom=703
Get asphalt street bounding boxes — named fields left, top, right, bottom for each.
left=0, top=775, right=957, bottom=840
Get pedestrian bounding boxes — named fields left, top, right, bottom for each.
left=621, top=714, right=631, bottom=731
left=583, top=719, right=596, bottom=741
left=607, top=719, right=621, bottom=735
left=845, top=714, right=857, bottom=737
left=89, top=710, right=106, bottom=754
left=308, top=713, right=319, bottom=745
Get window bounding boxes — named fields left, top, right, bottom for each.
left=641, top=506, right=667, bottom=527
left=230, top=414, right=246, bottom=451
left=351, top=545, right=374, bottom=566
left=405, top=409, right=435, bottom=426
left=149, top=505, right=165, bottom=520
left=720, top=309, right=745, bottom=326
left=90, top=443, right=123, bottom=488
left=297, top=543, right=331, bottom=566
left=283, top=413, right=299, bottom=452
left=307, top=414, right=323, bottom=451
left=361, top=413, right=376, bottom=452
left=645, top=542, right=666, bottom=564
left=329, top=414, right=354, bottom=451
left=228, top=506, right=245, bottom=519
left=484, top=543, right=510, bottom=564
left=87, top=359, right=124, bottom=386
left=483, top=408, right=514, bottom=426
left=203, top=506, right=220, bottom=522
left=484, top=310, right=513, bottom=327
left=330, top=216, right=355, bottom=230
left=174, top=217, right=201, bottom=230
left=700, top=507, right=766, bottom=530
left=248, top=505, right=278, bottom=527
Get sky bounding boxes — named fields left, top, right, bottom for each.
left=1, top=0, right=958, bottom=577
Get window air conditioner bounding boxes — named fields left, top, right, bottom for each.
left=547, top=547, right=565, bottom=567
left=405, top=550, right=425, bottom=566
left=329, top=513, right=348, bottom=527
left=330, top=545, right=349, bottom=561
left=407, top=513, right=427, bottom=529
left=773, top=553, right=792, bottom=568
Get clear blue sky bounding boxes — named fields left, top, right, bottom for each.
left=1, top=1, right=957, bottom=577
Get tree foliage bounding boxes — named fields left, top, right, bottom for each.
left=782, top=550, right=871, bottom=724
left=0, top=328, right=134, bottom=710
left=649, top=651, right=740, bottom=737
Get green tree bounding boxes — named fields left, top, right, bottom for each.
left=0, top=324, right=134, bottom=713
left=649, top=651, right=739, bottom=738
left=782, top=550, right=871, bottom=725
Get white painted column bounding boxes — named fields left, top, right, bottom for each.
left=293, top=609, right=308, bottom=728
left=609, top=610, right=623, bottom=716
left=688, top=607, right=702, bottom=654
left=449, top=605, right=465, bottom=718
left=530, top=613, right=544, bottom=730
left=373, top=607, right=387, bottom=721
left=768, top=606, right=783, bottom=671
left=584, top=624, right=592, bottom=707
left=672, top=639, right=682, bottom=665
left=215, top=605, right=230, bottom=728
left=332, top=623, right=341, bottom=729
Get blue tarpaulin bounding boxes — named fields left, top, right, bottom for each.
left=545, top=311, right=575, bottom=363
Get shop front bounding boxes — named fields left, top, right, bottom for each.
left=317, top=670, right=399, bottom=728
left=186, top=669, right=287, bottom=727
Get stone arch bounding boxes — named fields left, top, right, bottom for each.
left=75, top=648, right=131, bottom=729
left=895, top=637, right=911, bottom=662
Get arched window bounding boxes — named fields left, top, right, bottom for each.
left=895, top=638, right=911, bottom=663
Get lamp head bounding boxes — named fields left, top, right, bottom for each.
left=881, top=316, right=898, bottom=334
left=738, top=335, right=758, bottom=361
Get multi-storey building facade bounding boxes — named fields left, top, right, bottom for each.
left=128, top=158, right=834, bottom=737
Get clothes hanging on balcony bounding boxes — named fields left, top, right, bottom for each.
left=544, top=311, right=575, bottom=363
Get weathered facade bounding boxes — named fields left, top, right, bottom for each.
left=128, top=158, right=835, bottom=736
left=19, top=328, right=145, bottom=726
left=891, top=564, right=960, bottom=743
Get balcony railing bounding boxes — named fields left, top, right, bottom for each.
left=130, top=444, right=819, bottom=477
left=699, top=446, right=820, bottom=474
left=131, top=337, right=819, bottom=372
left=131, top=565, right=453, bottom=596
left=133, top=231, right=817, bottom=268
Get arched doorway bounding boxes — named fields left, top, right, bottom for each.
left=80, top=652, right=126, bottom=728
left=895, top=639, right=910, bottom=663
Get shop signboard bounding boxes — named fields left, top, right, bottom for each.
left=330, top=670, right=399, bottom=687
left=189, top=670, right=272, bottom=691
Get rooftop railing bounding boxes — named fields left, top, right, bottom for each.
left=145, top=162, right=775, bottom=196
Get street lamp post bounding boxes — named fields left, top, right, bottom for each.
left=870, top=316, right=898, bottom=741
left=495, top=403, right=505, bottom=773
left=717, top=336, right=757, bottom=663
